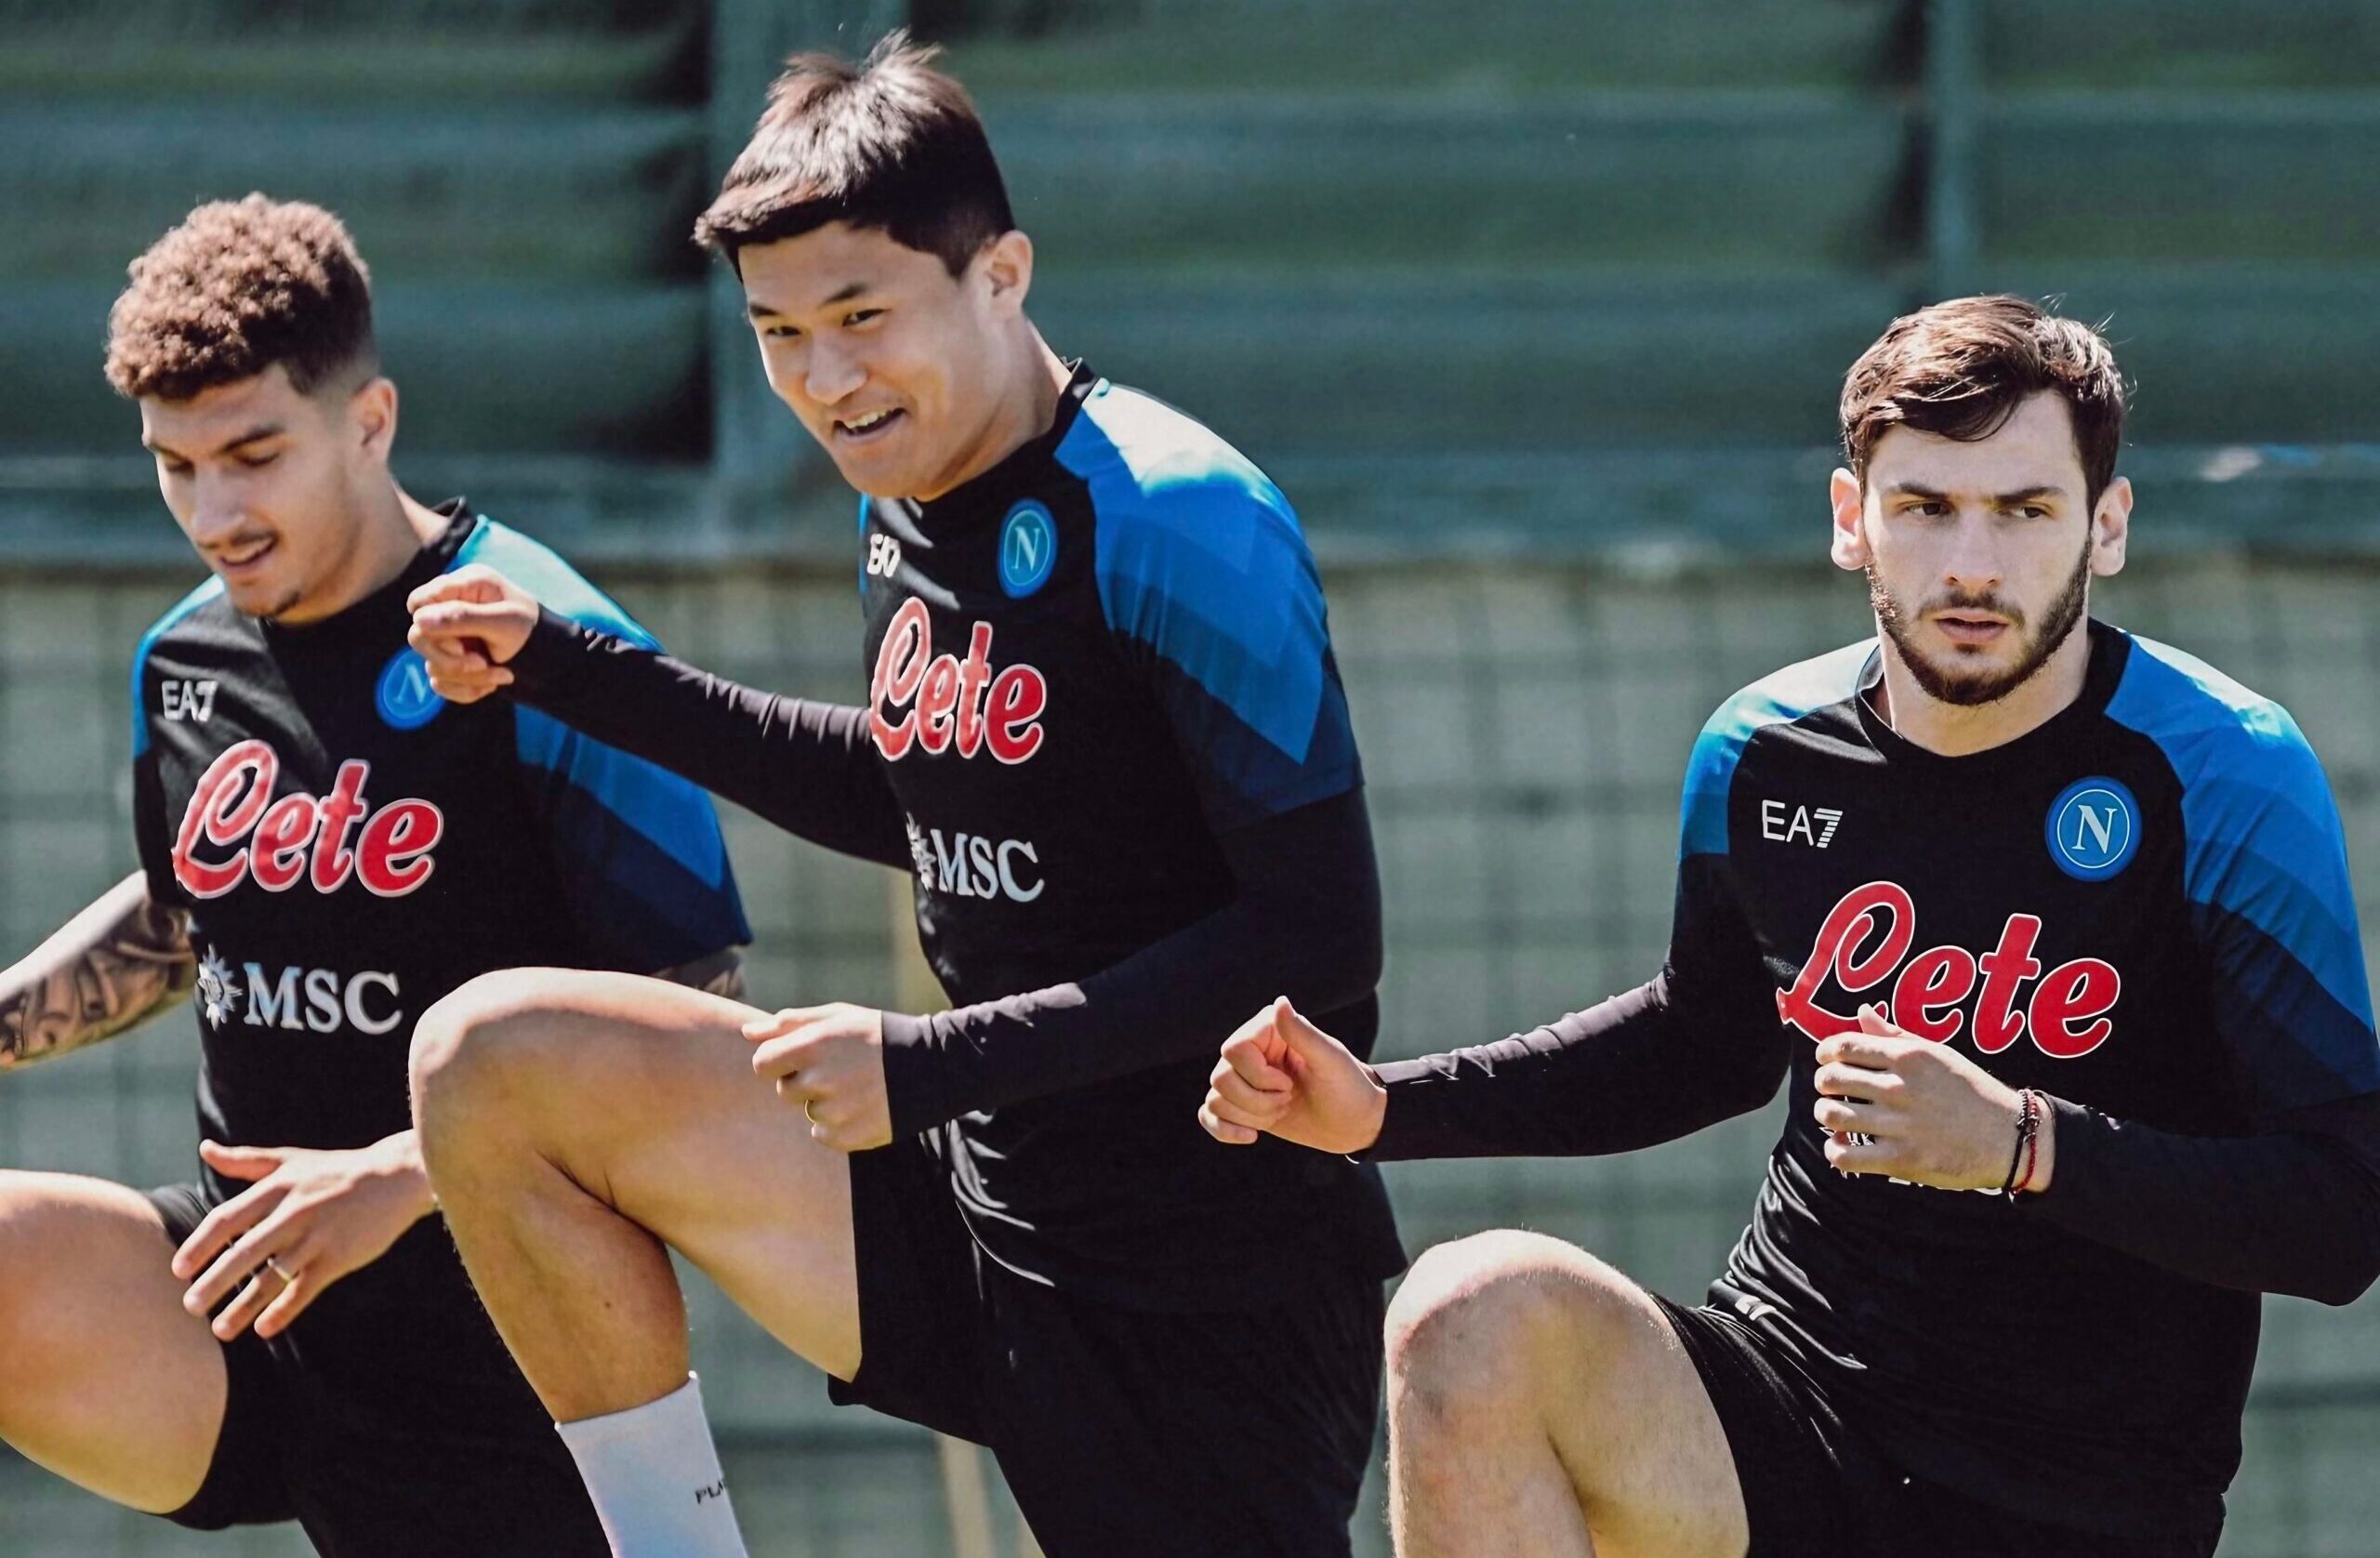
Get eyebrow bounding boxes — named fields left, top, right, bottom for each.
left=142, top=423, right=285, bottom=461
left=1884, top=482, right=2070, bottom=507
left=745, top=281, right=870, bottom=322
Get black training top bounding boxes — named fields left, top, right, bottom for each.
left=505, top=365, right=1407, bottom=1310
left=1369, top=623, right=2380, bottom=1537
left=132, top=505, right=749, bottom=1424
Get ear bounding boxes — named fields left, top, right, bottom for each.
left=348, top=376, right=398, bottom=469
left=2089, top=475, right=2132, bottom=578
left=1829, top=468, right=1870, bottom=573
left=975, top=230, right=1034, bottom=321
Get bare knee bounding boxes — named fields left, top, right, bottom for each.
left=1387, top=1230, right=1646, bottom=1432
left=409, top=970, right=580, bottom=1150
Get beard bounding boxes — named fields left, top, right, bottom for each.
left=1869, top=535, right=2092, bottom=708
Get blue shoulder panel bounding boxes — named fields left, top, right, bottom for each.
left=457, top=519, right=738, bottom=926
left=129, top=575, right=228, bottom=759
left=2106, top=637, right=2376, bottom=1098
left=456, top=518, right=656, bottom=649
left=1060, top=382, right=1323, bottom=761
left=1057, top=381, right=1357, bottom=828
left=1679, top=642, right=1871, bottom=861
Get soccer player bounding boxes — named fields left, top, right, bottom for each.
left=1199, top=297, right=2380, bottom=1558
left=0, top=196, right=750, bottom=1557
left=402, top=33, right=1402, bottom=1558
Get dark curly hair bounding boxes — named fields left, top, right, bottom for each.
left=1841, top=296, right=2129, bottom=509
left=105, top=194, right=377, bottom=403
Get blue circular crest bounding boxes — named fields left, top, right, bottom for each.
left=376, top=648, right=445, bottom=731
left=2045, top=776, right=2140, bottom=881
left=998, top=501, right=1058, bottom=599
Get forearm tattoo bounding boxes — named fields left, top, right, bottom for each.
left=0, top=893, right=194, bottom=1069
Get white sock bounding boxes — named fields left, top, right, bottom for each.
left=555, top=1374, right=749, bottom=1558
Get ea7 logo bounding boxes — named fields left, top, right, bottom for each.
left=866, top=533, right=902, bottom=577
left=162, top=680, right=218, bottom=723
left=1761, top=800, right=1843, bottom=849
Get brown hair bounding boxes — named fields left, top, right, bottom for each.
left=694, top=30, right=1013, bottom=277
left=1840, top=296, right=2128, bottom=507
left=105, top=194, right=377, bottom=403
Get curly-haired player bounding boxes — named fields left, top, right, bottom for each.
left=0, top=195, right=750, bottom=1558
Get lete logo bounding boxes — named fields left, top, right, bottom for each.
left=173, top=740, right=444, bottom=900
left=869, top=597, right=1048, bottom=764
left=1777, top=879, right=2121, bottom=1059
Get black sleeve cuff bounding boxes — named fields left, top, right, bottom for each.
left=503, top=606, right=597, bottom=698
left=879, top=1010, right=950, bottom=1141
left=1360, top=1055, right=1466, bottom=1162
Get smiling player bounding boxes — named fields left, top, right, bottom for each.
left=1201, top=296, right=2380, bottom=1558
left=402, top=34, right=1401, bottom=1558
left=0, top=196, right=748, bottom=1558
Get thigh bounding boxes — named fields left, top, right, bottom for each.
left=985, top=1272, right=1387, bottom=1558
left=438, top=969, right=865, bottom=1380
left=0, top=1172, right=231, bottom=1513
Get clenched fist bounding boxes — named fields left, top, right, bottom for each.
left=406, top=565, right=540, bottom=704
left=1198, top=997, right=1388, bottom=1155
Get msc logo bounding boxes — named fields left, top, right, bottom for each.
left=1761, top=800, right=1843, bottom=849
left=905, top=818, right=1046, bottom=904
left=376, top=649, right=444, bottom=731
left=2046, top=776, right=2140, bottom=882
left=192, top=946, right=403, bottom=1036
left=998, top=501, right=1057, bottom=599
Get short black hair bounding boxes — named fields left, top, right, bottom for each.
left=694, top=30, right=1014, bottom=277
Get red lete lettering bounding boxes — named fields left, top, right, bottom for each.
left=173, top=740, right=443, bottom=900
left=870, top=597, right=1047, bottom=765
left=1776, top=879, right=2120, bottom=1059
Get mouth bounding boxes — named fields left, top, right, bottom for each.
left=832, top=407, right=906, bottom=446
left=210, top=536, right=280, bottom=577
left=1930, top=612, right=2011, bottom=648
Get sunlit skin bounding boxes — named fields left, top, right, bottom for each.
left=736, top=219, right=1069, bottom=501
left=139, top=363, right=446, bottom=625
left=1829, top=390, right=2133, bottom=758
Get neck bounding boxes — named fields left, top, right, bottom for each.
left=912, top=328, right=1070, bottom=504
left=279, top=480, right=446, bottom=626
left=1871, top=619, right=2095, bottom=757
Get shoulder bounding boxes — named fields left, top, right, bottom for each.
left=456, top=517, right=656, bottom=649
left=1054, top=380, right=1307, bottom=600
left=2103, top=632, right=2321, bottom=801
left=1680, top=641, right=1872, bottom=857
left=129, top=575, right=231, bottom=754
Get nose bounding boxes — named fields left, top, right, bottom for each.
left=804, top=335, right=866, bottom=406
left=187, top=470, right=248, bottom=548
left=1939, top=509, right=2003, bottom=598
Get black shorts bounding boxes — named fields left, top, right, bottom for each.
left=1652, top=1295, right=2223, bottom=1558
left=829, top=1134, right=1388, bottom=1558
left=146, top=1182, right=605, bottom=1558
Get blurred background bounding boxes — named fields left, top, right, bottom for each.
left=5, top=0, right=2380, bottom=1552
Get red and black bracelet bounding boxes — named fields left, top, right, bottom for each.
left=2000, top=1089, right=2043, bottom=1200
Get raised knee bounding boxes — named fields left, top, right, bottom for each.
left=408, top=970, right=570, bottom=1139
left=1387, top=1230, right=1634, bottom=1414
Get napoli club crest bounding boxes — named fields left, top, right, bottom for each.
left=376, top=648, right=445, bottom=731
left=2045, top=776, right=2140, bottom=882
left=998, top=501, right=1058, bottom=599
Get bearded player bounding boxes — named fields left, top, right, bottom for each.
left=1202, top=296, right=2380, bottom=1557
left=401, top=33, right=1399, bottom=1558
left=0, top=196, right=748, bottom=1556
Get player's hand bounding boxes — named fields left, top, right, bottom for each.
left=1812, top=1005, right=2054, bottom=1192
left=1198, top=996, right=1387, bottom=1155
left=405, top=564, right=539, bottom=704
left=745, top=1003, right=892, bottom=1153
left=173, top=1132, right=437, bottom=1341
